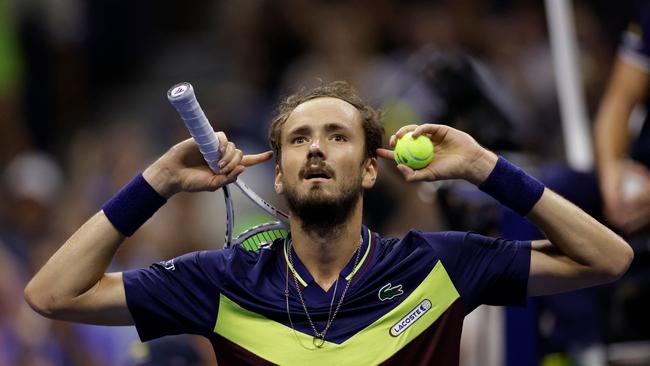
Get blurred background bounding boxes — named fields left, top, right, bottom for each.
left=1, top=0, right=649, bottom=365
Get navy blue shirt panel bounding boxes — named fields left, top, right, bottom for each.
left=123, top=250, right=225, bottom=341
left=415, top=231, right=531, bottom=313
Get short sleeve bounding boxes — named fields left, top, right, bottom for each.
left=420, top=231, right=531, bottom=314
left=122, top=250, right=223, bottom=341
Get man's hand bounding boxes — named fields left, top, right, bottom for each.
left=376, top=124, right=497, bottom=185
left=601, top=159, right=650, bottom=234
left=143, top=132, right=274, bottom=198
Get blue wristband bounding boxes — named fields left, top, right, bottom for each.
left=102, top=173, right=167, bottom=236
left=478, top=156, right=545, bottom=216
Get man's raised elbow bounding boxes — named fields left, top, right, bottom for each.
left=602, top=240, right=634, bottom=282
left=24, top=281, right=62, bottom=319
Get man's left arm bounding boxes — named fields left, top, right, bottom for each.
left=524, top=187, right=633, bottom=296
left=461, top=141, right=634, bottom=297
left=378, top=123, right=634, bottom=297
left=460, top=151, right=634, bottom=296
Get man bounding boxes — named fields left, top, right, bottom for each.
left=25, top=82, right=632, bottom=365
left=595, top=1, right=650, bottom=235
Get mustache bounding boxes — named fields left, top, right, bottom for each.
left=298, top=157, right=335, bottom=179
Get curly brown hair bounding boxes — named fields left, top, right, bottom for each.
left=269, top=81, right=384, bottom=164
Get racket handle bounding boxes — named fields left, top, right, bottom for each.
left=167, top=82, right=290, bottom=224
left=167, top=82, right=222, bottom=173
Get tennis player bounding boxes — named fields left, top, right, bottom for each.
left=25, top=82, right=632, bottom=365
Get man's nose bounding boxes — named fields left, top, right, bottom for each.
left=308, top=139, right=325, bottom=159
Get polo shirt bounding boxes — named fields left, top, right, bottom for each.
left=123, top=226, right=530, bottom=365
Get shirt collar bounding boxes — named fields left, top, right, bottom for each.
left=283, top=225, right=373, bottom=287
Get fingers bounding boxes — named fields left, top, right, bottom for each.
left=380, top=138, right=435, bottom=182
left=388, top=123, right=449, bottom=147
left=389, top=124, right=418, bottom=148
left=396, top=164, right=434, bottom=182
left=172, top=131, right=258, bottom=193
left=215, top=131, right=231, bottom=168
left=628, top=191, right=650, bottom=211
left=412, top=124, right=449, bottom=144
left=215, top=131, right=228, bottom=155
left=204, top=165, right=246, bottom=191
left=624, top=160, right=650, bottom=178
left=241, top=151, right=274, bottom=167
left=219, top=141, right=241, bottom=173
left=212, top=133, right=274, bottom=174
left=376, top=148, right=394, bottom=161
left=379, top=148, right=436, bottom=182
left=211, top=131, right=234, bottom=172
left=620, top=209, right=650, bottom=235
left=220, top=165, right=246, bottom=187
left=220, top=147, right=275, bottom=173
left=620, top=200, right=650, bottom=234
left=214, top=131, right=247, bottom=174
left=605, top=198, right=650, bottom=234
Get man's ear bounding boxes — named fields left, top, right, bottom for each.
left=362, top=157, right=378, bottom=189
left=274, top=165, right=284, bottom=194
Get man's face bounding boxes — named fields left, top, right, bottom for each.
left=274, top=97, right=377, bottom=213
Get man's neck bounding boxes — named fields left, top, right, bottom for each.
left=289, top=202, right=363, bottom=292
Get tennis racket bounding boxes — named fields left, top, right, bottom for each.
left=167, top=82, right=289, bottom=250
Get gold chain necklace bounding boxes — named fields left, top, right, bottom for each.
left=284, top=236, right=362, bottom=348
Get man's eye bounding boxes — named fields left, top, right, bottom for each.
left=292, top=136, right=307, bottom=144
left=332, top=134, right=348, bottom=142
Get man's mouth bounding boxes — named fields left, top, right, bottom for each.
left=301, top=166, right=333, bottom=182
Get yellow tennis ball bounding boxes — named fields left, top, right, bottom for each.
left=394, top=132, right=434, bottom=170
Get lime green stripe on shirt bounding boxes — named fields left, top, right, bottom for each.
left=283, top=241, right=309, bottom=287
left=214, top=260, right=460, bottom=365
left=345, top=229, right=372, bottom=281
left=284, top=229, right=372, bottom=287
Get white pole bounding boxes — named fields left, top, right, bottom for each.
left=544, top=0, right=593, bottom=171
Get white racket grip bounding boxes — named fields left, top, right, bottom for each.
left=167, top=82, right=222, bottom=173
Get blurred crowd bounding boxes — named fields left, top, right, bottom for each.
left=0, top=0, right=647, bottom=365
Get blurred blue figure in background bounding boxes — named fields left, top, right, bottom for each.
left=502, top=1, right=650, bottom=364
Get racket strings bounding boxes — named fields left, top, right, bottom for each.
left=235, top=222, right=290, bottom=251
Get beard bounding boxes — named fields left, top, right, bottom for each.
left=283, top=175, right=363, bottom=237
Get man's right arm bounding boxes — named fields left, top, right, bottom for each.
left=24, top=135, right=271, bottom=325
left=24, top=211, right=133, bottom=325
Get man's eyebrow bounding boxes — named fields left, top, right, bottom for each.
left=285, top=122, right=351, bottom=137
left=286, top=125, right=312, bottom=137
left=324, top=122, right=352, bottom=132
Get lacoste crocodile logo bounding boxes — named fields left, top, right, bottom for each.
left=378, top=283, right=404, bottom=301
